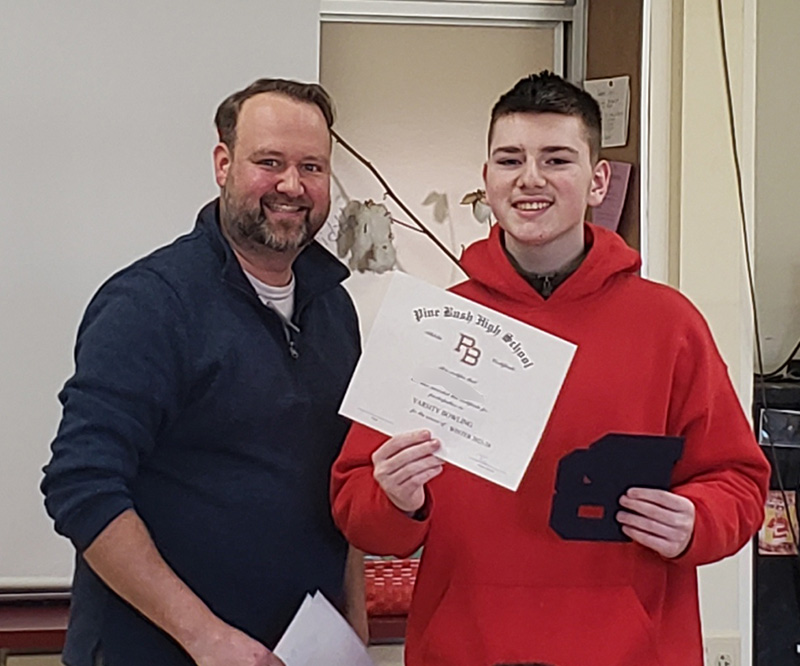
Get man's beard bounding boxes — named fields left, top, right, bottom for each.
left=221, top=188, right=328, bottom=253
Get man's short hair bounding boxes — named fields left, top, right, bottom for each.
left=489, top=70, right=601, bottom=161
left=214, top=78, right=335, bottom=150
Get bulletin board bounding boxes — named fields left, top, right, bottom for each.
left=586, top=0, right=644, bottom=251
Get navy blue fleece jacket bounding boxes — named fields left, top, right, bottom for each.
left=42, top=200, right=361, bottom=666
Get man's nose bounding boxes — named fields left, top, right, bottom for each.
left=276, top=166, right=303, bottom=196
left=517, top=161, right=546, bottom=188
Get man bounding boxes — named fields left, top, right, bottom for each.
left=331, top=72, right=770, bottom=666
left=42, top=78, right=365, bottom=666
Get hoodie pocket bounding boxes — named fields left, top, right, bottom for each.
left=419, top=581, right=664, bottom=666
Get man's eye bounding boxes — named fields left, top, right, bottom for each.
left=497, top=158, right=521, bottom=166
left=547, top=158, right=570, bottom=166
left=303, top=163, right=323, bottom=173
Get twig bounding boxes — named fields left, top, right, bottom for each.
left=390, top=216, right=425, bottom=233
left=332, top=129, right=464, bottom=272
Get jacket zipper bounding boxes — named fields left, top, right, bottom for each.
left=282, top=319, right=300, bottom=360
left=225, top=278, right=302, bottom=359
left=267, top=304, right=301, bottom=360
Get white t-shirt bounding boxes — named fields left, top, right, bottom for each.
left=243, top=270, right=295, bottom=321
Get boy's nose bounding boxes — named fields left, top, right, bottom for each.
left=518, top=161, right=546, bottom=188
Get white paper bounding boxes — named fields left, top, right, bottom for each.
left=274, top=591, right=374, bottom=666
left=339, top=273, right=577, bottom=491
left=584, top=76, right=630, bottom=148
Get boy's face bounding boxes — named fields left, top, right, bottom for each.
left=483, top=112, right=609, bottom=263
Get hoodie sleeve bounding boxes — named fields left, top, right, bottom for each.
left=665, top=306, right=769, bottom=567
left=331, top=423, right=430, bottom=557
left=41, top=267, right=189, bottom=552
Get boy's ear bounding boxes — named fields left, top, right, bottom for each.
left=587, top=159, right=612, bottom=207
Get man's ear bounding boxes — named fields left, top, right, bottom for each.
left=587, top=159, right=612, bottom=207
left=213, top=142, right=232, bottom=188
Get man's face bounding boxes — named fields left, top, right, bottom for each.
left=214, top=92, right=331, bottom=255
left=483, top=112, right=608, bottom=262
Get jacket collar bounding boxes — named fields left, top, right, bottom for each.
left=194, top=199, right=351, bottom=308
left=458, top=222, right=641, bottom=305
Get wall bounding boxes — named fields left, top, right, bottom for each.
left=670, top=0, right=758, bottom=660
left=320, top=21, right=555, bottom=335
left=754, top=0, right=800, bottom=372
left=0, top=0, right=321, bottom=589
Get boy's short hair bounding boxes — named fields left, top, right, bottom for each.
left=489, top=70, right=602, bottom=161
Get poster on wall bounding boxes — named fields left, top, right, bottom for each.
left=758, top=490, right=799, bottom=556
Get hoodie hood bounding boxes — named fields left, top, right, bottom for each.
left=457, top=222, right=641, bottom=306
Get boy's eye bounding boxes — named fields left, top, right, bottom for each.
left=547, top=158, right=570, bottom=166
left=258, top=159, right=280, bottom=168
left=497, top=158, right=522, bottom=166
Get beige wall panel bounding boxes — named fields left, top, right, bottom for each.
left=677, top=0, right=757, bottom=655
left=321, top=22, right=554, bottom=334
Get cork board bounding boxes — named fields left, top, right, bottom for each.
left=586, top=0, right=644, bottom=251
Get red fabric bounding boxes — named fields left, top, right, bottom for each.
left=331, top=224, right=769, bottom=666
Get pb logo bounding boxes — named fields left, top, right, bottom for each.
left=454, top=333, right=481, bottom=366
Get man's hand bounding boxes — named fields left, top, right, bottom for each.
left=83, top=510, right=284, bottom=666
left=617, top=488, right=696, bottom=559
left=372, top=430, right=443, bottom=513
left=188, top=623, right=284, bottom=666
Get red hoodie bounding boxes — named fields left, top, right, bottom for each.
left=331, top=223, right=769, bottom=666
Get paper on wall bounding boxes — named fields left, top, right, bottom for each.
left=584, top=76, right=630, bottom=148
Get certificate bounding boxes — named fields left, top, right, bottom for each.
left=339, top=273, right=577, bottom=491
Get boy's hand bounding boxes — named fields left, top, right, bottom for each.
left=372, top=430, right=443, bottom=513
left=616, top=488, right=696, bottom=558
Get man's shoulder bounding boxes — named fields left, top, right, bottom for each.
left=105, top=224, right=217, bottom=295
left=76, top=224, right=221, bottom=338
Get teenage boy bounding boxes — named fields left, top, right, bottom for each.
left=330, top=71, right=769, bottom=666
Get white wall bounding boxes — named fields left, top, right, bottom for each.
left=754, top=0, right=800, bottom=372
left=0, top=0, right=321, bottom=589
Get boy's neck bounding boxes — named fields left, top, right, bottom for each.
left=503, top=226, right=586, bottom=275
left=504, top=243, right=586, bottom=299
